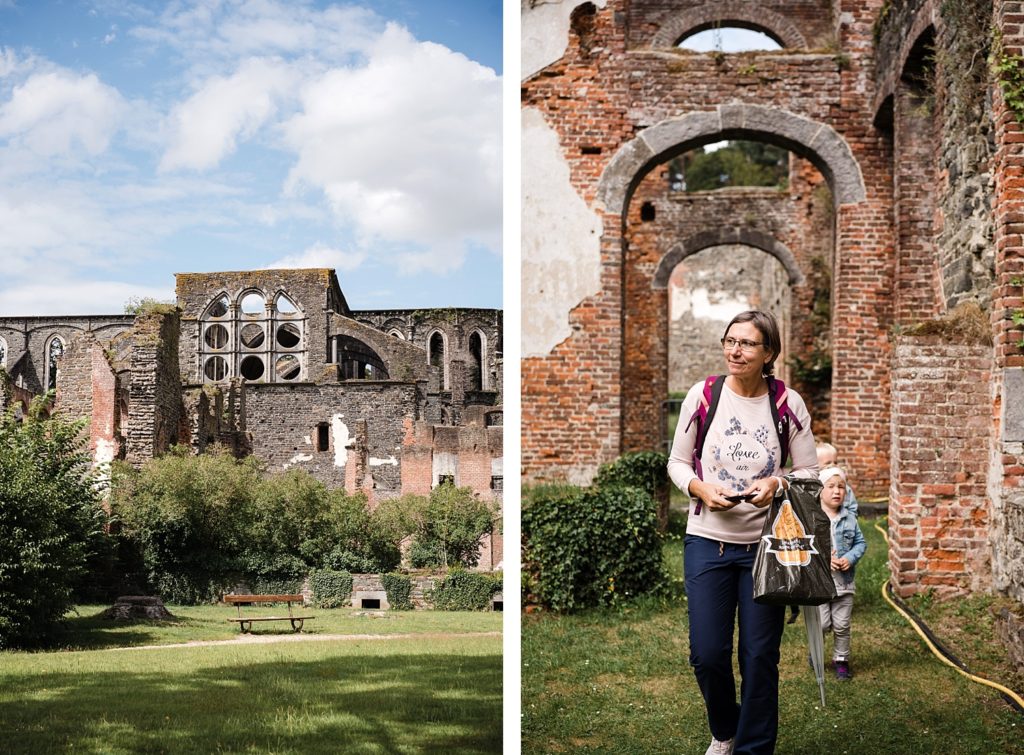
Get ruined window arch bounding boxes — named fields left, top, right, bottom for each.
left=468, top=330, right=486, bottom=391
left=650, top=5, right=807, bottom=50
left=388, top=329, right=405, bottom=340
left=199, top=289, right=306, bottom=384
left=337, top=335, right=388, bottom=380
left=0, top=336, right=6, bottom=369
left=45, top=335, right=65, bottom=391
left=678, top=25, right=782, bottom=52
left=428, top=330, right=447, bottom=389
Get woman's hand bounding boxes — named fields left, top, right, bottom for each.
left=741, top=476, right=782, bottom=508
left=687, top=479, right=741, bottom=511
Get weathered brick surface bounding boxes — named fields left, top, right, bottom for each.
left=888, top=338, right=992, bottom=597
left=522, top=0, right=892, bottom=491
left=126, top=310, right=186, bottom=464
left=56, top=333, right=120, bottom=465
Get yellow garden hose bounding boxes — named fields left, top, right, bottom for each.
left=874, top=520, right=1024, bottom=712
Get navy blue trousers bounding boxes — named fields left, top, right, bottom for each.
left=684, top=535, right=785, bottom=755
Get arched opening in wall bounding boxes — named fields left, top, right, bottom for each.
left=240, top=291, right=265, bottom=316
left=428, top=331, right=446, bottom=389
left=677, top=24, right=783, bottom=53
left=468, top=331, right=485, bottom=390
left=337, top=335, right=389, bottom=380
left=618, top=129, right=837, bottom=458
left=667, top=140, right=789, bottom=193
left=665, top=245, right=792, bottom=446
left=0, top=336, right=6, bottom=369
left=45, top=335, right=65, bottom=391
left=275, top=293, right=298, bottom=315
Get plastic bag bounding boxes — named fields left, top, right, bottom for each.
left=753, top=477, right=837, bottom=606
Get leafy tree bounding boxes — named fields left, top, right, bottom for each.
left=0, top=396, right=107, bottom=648
left=679, top=140, right=788, bottom=191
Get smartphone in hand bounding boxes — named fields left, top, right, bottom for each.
left=724, top=493, right=754, bottom=503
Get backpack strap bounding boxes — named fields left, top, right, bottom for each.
left=767, top=376, right=804, bottom=469
left=683, top=375, right=725, bottom=515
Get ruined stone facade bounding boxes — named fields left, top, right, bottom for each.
left=520, top=0, right=1024, bottom=608
left=0, top=268, right=503, bottom=570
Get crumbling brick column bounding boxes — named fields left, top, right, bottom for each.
left=889, top=337, right=992, bottom=597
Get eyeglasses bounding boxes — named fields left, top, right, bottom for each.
left=721, top=337, right=764, bottom=352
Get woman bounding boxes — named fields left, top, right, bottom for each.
left=667, top=310, right=818, bottom=755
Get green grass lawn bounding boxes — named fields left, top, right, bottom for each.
left=1, top=608, right=502, bottom=754
left=522, top=517, right=1024, bottom=754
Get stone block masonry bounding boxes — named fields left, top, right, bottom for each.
left=126, top=310, right=186, bottom=465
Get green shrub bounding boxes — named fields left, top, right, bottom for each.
left=110, top=449, right=264, bottom=604
left=593, top=451, right=669, bottom=498
left=382, top=573, right=414, bottom=610
left=431, top=569, right=502, bottom=611
left=521, top=484, right=666, bottom=612
left=0, top=398, right=108, bottom=648
left=310, top=569, right=353, bottom=608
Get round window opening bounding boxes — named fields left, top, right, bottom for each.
left=204, top=356, right=228, bottom=381
left=204, top=324, right=229, bottom=349
left=277, top=322, right=301, bottom=348
left=240, top=292, right=265, bottom=315
left=240, top=355, right=265, bottom=381
left=276, top=354, right=300, bottom=381
left=240, top=323, right=265, bottom=349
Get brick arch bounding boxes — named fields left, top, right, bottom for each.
left=650, top=2, right=808, bottom=50
left=596, top=104, right=866, bottom=215
left=653, top=228, right=805, bottom=289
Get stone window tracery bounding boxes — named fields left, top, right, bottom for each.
left=45, top=335, right=65, bottom=391
left=469, top=330, right=486, bottom=390
left=428, top=330, right=447, bottom=389
left=199, top=289, right=306, bottom=384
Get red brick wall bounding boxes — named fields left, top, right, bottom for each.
left=888, top=338, right=992, bottom=596
left=522, top=0, right=894, bottom=494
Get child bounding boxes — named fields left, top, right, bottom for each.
left=818, top=466, right=866, bottom=680
left=816, top=442, right=859, bottom=515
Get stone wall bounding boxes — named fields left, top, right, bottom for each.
left=55, top=333, right=120, bottom=466
left=888, top=338, right=993, bottom=597
left=242, top=381, right=420, bottom=494
left=125, top=310, right=186, bottom=465
left=0, top=316, right=133, bottom=394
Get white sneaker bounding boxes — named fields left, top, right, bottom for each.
left=705, top=737, right=734, bottom=755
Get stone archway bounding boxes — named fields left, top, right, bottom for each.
left=596, top=104, right=866, bottom=215
left=608, top=106, right=860, bottom=456
left=653, top=228, right=805, bottom=289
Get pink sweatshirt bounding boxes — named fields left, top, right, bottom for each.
left=667, top=378, right=818, bottom=544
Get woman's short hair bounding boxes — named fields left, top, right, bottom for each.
left=723, top=310, right=782, bottom=375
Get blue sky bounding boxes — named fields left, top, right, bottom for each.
left=0, top=0, right=502, bottom=315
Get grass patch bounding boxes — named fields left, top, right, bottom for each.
left=54, top=604, right=501, bottom=651
left=522, top=517, right=1024, bottom=754
left=1, top=607, right=501, bottom=753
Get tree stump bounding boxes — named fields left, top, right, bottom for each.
left=99, top=596, right=175, bottom=621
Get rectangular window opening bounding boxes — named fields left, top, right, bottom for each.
left=316, top=423, right=330, bottom=452
left=361, top=598, right=381, bottom=609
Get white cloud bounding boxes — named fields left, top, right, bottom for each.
left=281, top=23, right=501, bottom=273
left=160, top=57, right=297, bottom=171
left=0, top=280, right=174, bottom=316
left=265, top=242, right=366, bottom=272
left=0, top=70, right=125, bottom=156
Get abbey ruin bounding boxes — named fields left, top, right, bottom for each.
left=0, top=268, right=503, bottom=569
left=521, top=0, right=1024, bottom=649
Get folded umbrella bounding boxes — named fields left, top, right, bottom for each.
left=804, top=606, right=826, bottom=706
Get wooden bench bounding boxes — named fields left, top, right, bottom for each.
left=223, top=594, right=315, bottom=633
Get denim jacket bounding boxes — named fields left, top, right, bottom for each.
left=829, top=500, right=866, bottom=592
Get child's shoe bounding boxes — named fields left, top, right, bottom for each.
left=835, top=660, right=852, bottom=680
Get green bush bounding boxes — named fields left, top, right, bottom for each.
left=382, top=573, right=414, bottom=610
left=0, top=398, right=108, bottom=648
left=593, top=451, right=669, bottom=499
left=431, top=569, right=502, bottom=611
left=521, top=484, right=666, bottom=612
left=310, top=569, right=353, bottom=608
